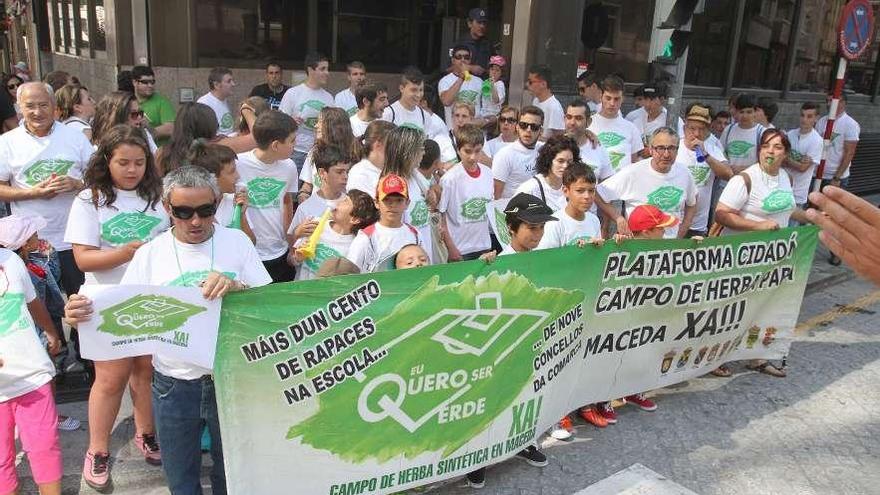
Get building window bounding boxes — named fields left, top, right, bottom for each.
left=685, top=0, right=735, bottom=88
left=586, top=0, right=653, bottom=85
left=731, top=0, right=796, bottom=91
left=49, top=0, right=107, bottom=57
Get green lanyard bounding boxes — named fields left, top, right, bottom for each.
left=171, top=228, right=214, bottom=277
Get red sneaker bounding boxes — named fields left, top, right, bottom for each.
left=596, top=401, right=618, bottom=424
left=625, top=393, right=658, bottom=411
left=578, top=406, right=608, bottom=428
left=83, top=451, right=112, bottom=493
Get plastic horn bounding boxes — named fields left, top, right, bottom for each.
left=297, top=208, right=331, bottom=260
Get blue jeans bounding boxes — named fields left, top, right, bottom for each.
left=152, top=371, right=226, bottom=495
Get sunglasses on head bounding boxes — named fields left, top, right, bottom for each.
left=499, top=116, right=517, bottom=124
left=130, top=110, right=145, bottom=119
left=170, top=203, right=217, bottom=220
left=518, top=121, right=541, bottom=131
left=136, top=79, right=156, bottom=85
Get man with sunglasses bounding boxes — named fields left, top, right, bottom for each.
left=66, top=165, right=271, bottom=494
left=132, top=65, right=175, bottom=146
left=492, top=105, right=544, bottom=200
left=438, top=44, right=484, bottom=129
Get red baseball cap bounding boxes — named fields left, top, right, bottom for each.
left=628, top=205, right=679, bottom=233
left=377, top=173, right=409, bottom=201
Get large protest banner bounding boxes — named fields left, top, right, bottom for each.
left=215, top=227, right=818, bottom=495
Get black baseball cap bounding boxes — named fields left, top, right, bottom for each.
left=504, top=193, right=558, bottom=223
left=468, top=8, right=488, bottom=22
left=642, top=83, right=666, bottom=98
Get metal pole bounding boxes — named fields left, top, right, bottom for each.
left=781, top=0, right=804, bottom=99
left=723, top=0, right=747, bottom=96
left=813, top=58, right=847, bottom=193
left=508, top=0, right=532, bottom=107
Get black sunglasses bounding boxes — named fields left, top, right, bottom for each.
left=6, top=83, right=18, bottom=90
left=453, top=53, right=471, bottom=60
left=518, top=121, right=541, bottom=131
left=130, top=110, right=145, bottom=119
left=170, top=203, right=217, bottom=220
left=499, top=116, right=517, bottom=124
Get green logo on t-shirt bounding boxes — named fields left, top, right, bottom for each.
left=762, top=189, right=795, bottom=213
left=647, top=185, right=684, bottom=213
left=458, top=89, right=479, bottom=104
left=346, top=107, right=357, bottom=117
left=220, top=112, right=234, bottom=131
left=830, top=132, right=840, bottom=142
left=409, top=200, right=429, bottom=227
left=598, top=132, right=625, bottom=148
left=399, top=122, right=424, bottom=132
left=788, top=149, right=804, bottom=162
left=460, top=197, right=490, bottom=221
left=608, top=151, right=625, bottom=170
left=299, top=100, right=328, bottom=130
left=101, top=212, right=162, bottom=246
left=313, top=169, right=323, bottom=190
left=0, top=293, right=26, bottom=336
left=168, top=270, right=237, bottom=288
left=688, top=165, right=711, bottom=187
left=304, top=243, right=343, bottom=273
left=97, top=294, right=206, bottom=337
left=494, top=207, right=511, bottom=245
left=567, top=235, right=593, bottom=246
left=725, top=140, right=754, bottom=158
left=247, top=177, right=287, bottom=208
left=23, top=159, right=74, bottom=186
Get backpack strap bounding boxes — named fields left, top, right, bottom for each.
left=534, top=176, right=546, bottom=204
left=739, top=171, right=751, bottom=196
left=389, top=105, right=396, bottom=124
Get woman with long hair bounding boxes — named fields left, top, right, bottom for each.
left=515, top=134, right=580, bottom=211
left=237, top=95, right=270, bottom=135
left=484, top=105, right=519, bottom=160
left=297, top=106, right=363, bottom=201
left=155, top=102, right=218, bottom=175
left=347, top=120, right=395, bottom=197
left=381, top=126, right=434, bottom=258
left=56, top=83, right=96, bottom=140
left=3, top=73, right=23, bottom=118
left=91, top=91, right=158, bottom=152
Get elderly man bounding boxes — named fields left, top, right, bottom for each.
left=65, top=166, right=272, bottom=495
left=0, top=82, right=93, bottom=295
left=596, top=127, right=697, bottom=239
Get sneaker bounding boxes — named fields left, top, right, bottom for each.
left=550, top=416, right=574, bottom=440
left=516, top=445, right=548, bottom=467
left=135, top=433, right=162, bottom=466
left=597, top=401, right=618, bottom=424
left=625, top=393, right=658, bottom=412
left=57, top=415, right=81, bottom=431
left=83, top=451, right=112, bottom=493
left=578, top=406, right=608, bottom=428
left=466, top=468, right=486, bottom=489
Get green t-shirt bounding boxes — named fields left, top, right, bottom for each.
left=140, top=93, right=176, bottom=146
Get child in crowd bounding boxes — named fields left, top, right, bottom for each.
left=187, top=140, right=255, bottom=242
left=480, top=55, right=507, bottom=126
left=346, top=174, right=426, bottom=272
left=416, top=139, right=448, bottom=264
left=235, top=110, right=299, bottom=282
left=394, top=244, right=431, bottom=269
left=538, top=162, right=602, bottom=249
left=288, top=145, right=351, bottom=243
left=720, top=94, right=765, bottom=174
left=439, top=124, right=493, bottom=261
left=289, top=189, right=378, bottom=281
left=348, top=120, right=395, bottom=197
left=297, top=107, right=362, bottom=202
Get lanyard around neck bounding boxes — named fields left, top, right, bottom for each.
left=171, top=228, right=214, bottom=277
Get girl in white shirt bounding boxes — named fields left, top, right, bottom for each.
left=515, top=135, right=580, bottom=212
left=297, top=107, right=363, bottom=201
left=56, top=83, right=96, bottom=141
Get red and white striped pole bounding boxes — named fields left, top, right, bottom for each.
left=813, top=57, right=847, bottom=194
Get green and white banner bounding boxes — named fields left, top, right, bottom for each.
left=78, top=285, right=221, bottom=368
left=215, top=227, right=818, bottom=495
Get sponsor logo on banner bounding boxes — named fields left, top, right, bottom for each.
left=98, top=294, right=206, bottom=338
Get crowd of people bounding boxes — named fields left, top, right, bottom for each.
left=0, top=22, right=874, bottom=493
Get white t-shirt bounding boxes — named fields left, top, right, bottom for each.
left=404, top=174, right=433, bottom=259
left=293, top=224, right=354, bottom=281
left=0, top=249, right=56, bottom=402
left=438, top=73, right=483, bottom=128
left=381, top=101, right=446, bottom=138
left=816, top=112, right=860, bottom=179
left=63, top=117, right=91, bottom=136
left=579, top=142, right=614, bottom=181
left=0, top=122, right=93, bottom=251
left=438, top=163, right=493, bottom=255
left=717, top=163, right=795, bottom=234
left=214, top=193, right=237, bottom=229
left=350, top=114, right=371, bottom=138
left=492, top=140, right=541, bottom=199
left=625, top=107, right=645, bottom=122
left=676, top=138, right=727, bottom=233
left=298, top=149, right=317, bottom=186
left=786, top=128, right=823, bottom=203
left=533, top=95, right=565, bottom=134
left=64, top=189, right=170, bottom=284
left=537, top=209, right=602, bottom=249
left=197, top=92, right=235, bottom=136
left=279, top=83, right=335, bottom=153
left=235, top=150, right=298, bottom=260
left=720, top=123, right=765, bottom=172
left=287, top=191, right=342, bottom=237
left=335, top=88, right=358, bottom=117
left=515, top=175, right=566, bottom=212
left=587, top=101, right=600, bottom=114
left=588, top=113, right=644, bottom=173
left=481, top=80, right=506, bottom=118
left=346, top=222, right=424, bottom=273
left=597, top=158, right=697, bottom=238
left=121, top=228, right=271, bottom=379
left=347, top=158, right=382, bottom=198
left=484, top=135, right=515, bottom=158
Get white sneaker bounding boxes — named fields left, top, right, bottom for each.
left=550, top=423, right=573, bottom=440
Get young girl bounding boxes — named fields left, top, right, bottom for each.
left=480, top=55, right=507, bottom=126
left=187, top=140, right=256, bottom=243
left=347, top=120, right=395, bottom=198
left=515, top=135, right=580, bottom=212
left=0, top=217, right=64, bottom=495
left=297, top=106, right=362, bottom=201
left=91, top=91, right=158, bottom=153
left=63, top=124, right=169, bottom=492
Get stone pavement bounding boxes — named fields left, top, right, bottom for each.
left=12, top=228, right=880, bottom=494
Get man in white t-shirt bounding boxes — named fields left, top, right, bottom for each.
left=577, top=71, right=602, bottom=114
left=624, top=86, right=645, bottom=121
left=438, top=45, right=484, bottom=129
left=816, top=93, right=860, bottom=188
left=720, top=93, right=765, bottom=174
left=350, top=82, right=388, bottom=138
left=588, top=75, right=644, bottom=173
left=335, top=61, right=366, bottom=117
left=564, top=99, right=612, bottom=182
left=596, top=127, right=697, bottom=238
left=383, top=67, right=445, bottom=138
left=678, top=104, right=732, bottom=236
left=197, top=67, right=237, bottom=137
left=492, top=105, right=543, bottom=200
left=785, top=102, right=823, bottom=210
left=0, top=82, right=93, bottom=296
left=528, top=65, right=564, bottom=140
left=279, top=52, right=335, bottom=172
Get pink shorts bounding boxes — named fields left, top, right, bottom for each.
left=0, top=382, right=62, bottom=492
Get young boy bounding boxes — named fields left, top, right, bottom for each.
left=288, top=145, right=350, bottom=243
left=719, top=94, right=765, bottom=174
left=188, top=142, right=255, bottom=243
left=394, top=244, right=430, bottom=269
left=784, top=102, right=823, bottom=212
left=537, top=162, right=602, bottom=249
left=382, top=66, right=444, bottom=137
left=235, top=110, right=299, bottom=282
left=346, top=174, right=426, bottom=273
left=289, top=189, right=378, bottom=281
left=439, top=124, right=493, bottom=261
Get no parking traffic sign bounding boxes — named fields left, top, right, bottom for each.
left=838, top=0, right=875, bottom=60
